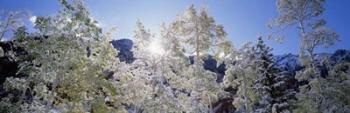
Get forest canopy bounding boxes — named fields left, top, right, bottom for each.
left=0, top=0, right=349, bottom=113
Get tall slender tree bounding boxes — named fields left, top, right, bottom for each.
left=132, top=20, right=152, bottom=65
left=171, top=5, right=231, bottom=68
left=168, top=5, right=232, bottom=112
left=252, top=37, right=277, bottom=113
left=271, top=0, right=340, bottom=112
left=270, top=0, right=339, bottom=66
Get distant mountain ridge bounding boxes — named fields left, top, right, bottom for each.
left=273, top=49, right=350, bottom=71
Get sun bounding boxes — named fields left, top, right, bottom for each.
left=147, top=39, right=165, bottom=56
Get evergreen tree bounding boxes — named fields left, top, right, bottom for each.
left=171, top=5, right=232, bottom=67
left=323, top=61, right=350, bottom=112
left=168, top=5, right=229, bottom=112
left=271, top=70, right=297, bottom=113
left=294, top=59, right=350, bottom=113
left=34, top=0, right=102, bottom=39
left=160, top=22, right=188, bottom=73
left=1, top=1, right=349, bottom=113
left=0, top=0, right=125, bottom=112
left=251, top=37, right=295, bottom=113
left=224, top=42, right=257, bottom=113
left=132, top=20, right=152, bottom=63
left=271, top=0, right=340, bottom=112
left=251, top=37, right=277, bottom=113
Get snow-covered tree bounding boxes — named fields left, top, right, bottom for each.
left=224, top=42, right=257, bottom=113
left=0, top=11, right=28, bottom=41
left=0, top=0, right=125, bottom=112
left=270, top=0, right=339, bottom=65
left=251, top=37, right=277, bottom=113
left=122, top=6, right=230, bottom=112
left=271, top=0, right=341, bottom=112
left=2, top=1, right=349, bottom=113
left=14, top=26, right=28, bottom=41
left=119, top=20, right=183, bottom=112
left=132, top=20, right=166, bottom=75
left=170, top=5, right=231, bottom=112
left=250, top=37, right=295, bottom=113
left=322, top=61, right=350, bottom=113
left=223, top=37, right=296, bottom=113
left=160, top=22, right=188, bottom=73
left=272, top=71, right=296, bottom=113
left=294, top=59, right=350, bottom=113
left=34, top=0, right=101, bottom=40
left=133, top=20, right=152, bottom=61
left=171, top=5, right=232, bottom=66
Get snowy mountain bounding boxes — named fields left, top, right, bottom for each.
left=273, top=53, right=301, bottom=73
left=273, top=49, right=350, bottom=72
left=330, top=49, right=350, bottom=63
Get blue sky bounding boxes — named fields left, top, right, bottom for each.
left=0, top=0, right=349, bottom=54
